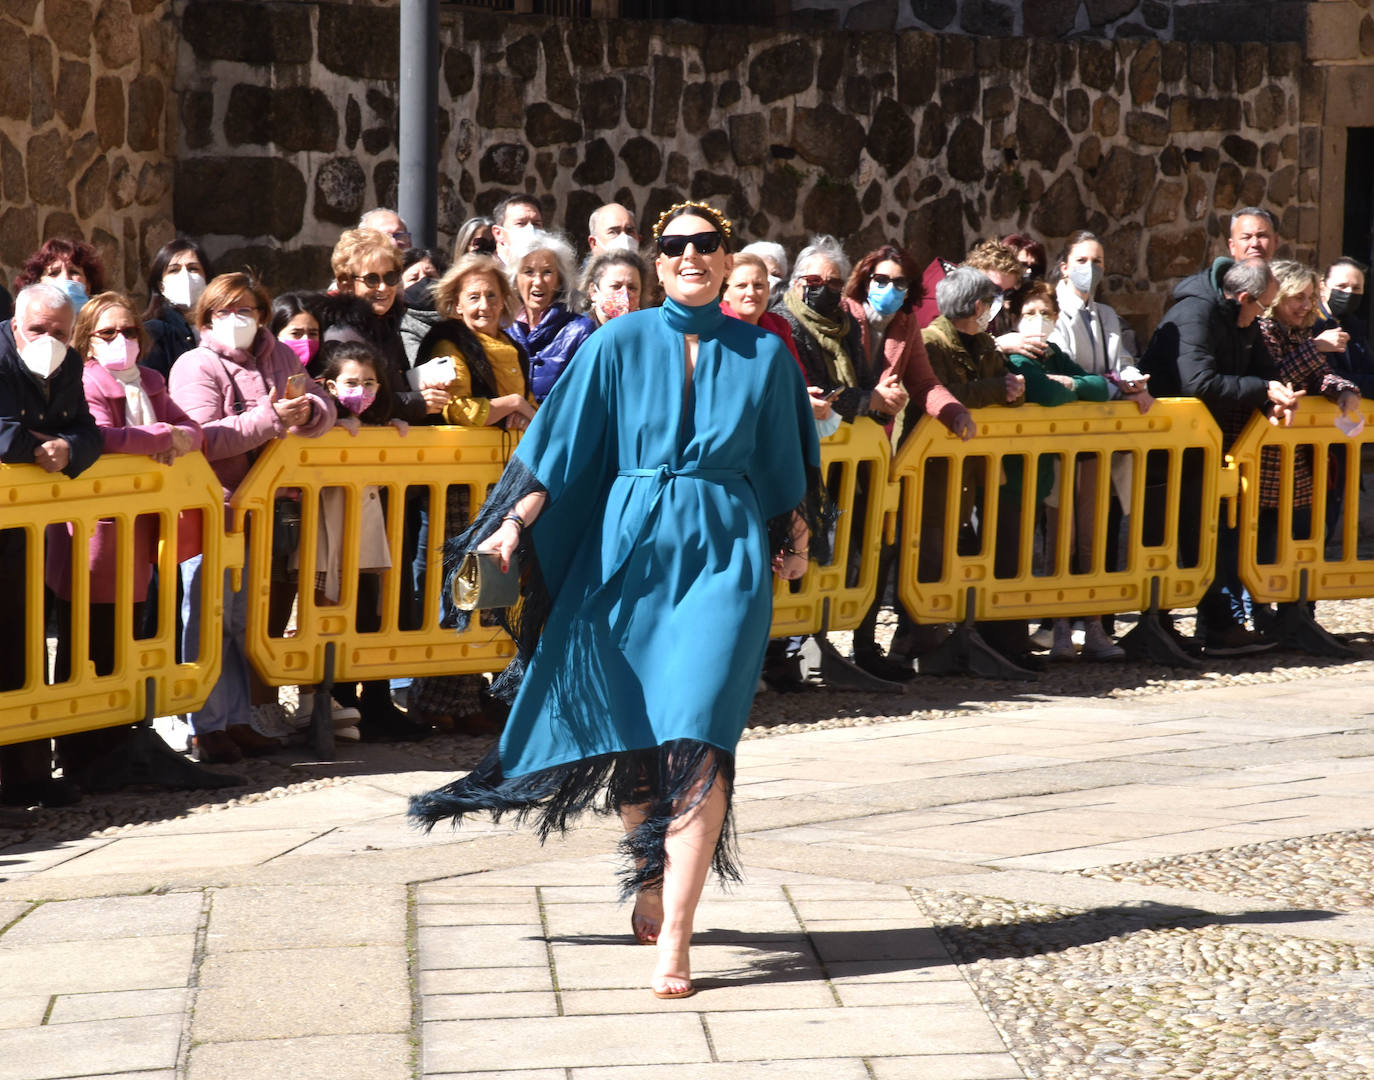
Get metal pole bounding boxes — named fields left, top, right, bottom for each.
left=398, top=0, right=439, bottom=248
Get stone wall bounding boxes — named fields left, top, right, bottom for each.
left=790, top=0, right=1310, bottom=42
left=0, top=0, right=178, bottom=295
left=174, top=5, right=1319, bottom=339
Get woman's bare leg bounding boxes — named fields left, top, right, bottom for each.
left=652, top=774, right=727, bottom=996
left=619, top=802, right=662, bottom=943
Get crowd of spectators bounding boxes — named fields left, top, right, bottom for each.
left=1, top=197, right=1371, bottom=808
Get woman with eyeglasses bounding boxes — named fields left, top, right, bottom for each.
left=841, top=244, right=974, bottom=680
left=42, top=292, right=203, bottom=786
left=330, top=228, right=444, bottom=424
left=411, top=201, right=824, bottom=1002
left=505, top=229, right=595, bottom=403
left=168, top=272, right=337, bottom=764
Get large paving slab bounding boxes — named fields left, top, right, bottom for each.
left=4, top=668, right=1374, bottom=1078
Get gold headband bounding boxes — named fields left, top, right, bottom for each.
left=651, top=201, right=734, bottom=243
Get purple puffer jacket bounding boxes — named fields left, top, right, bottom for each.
left=507, top=302, right=595, bottom=403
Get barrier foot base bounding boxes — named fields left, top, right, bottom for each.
left=1271, top=604, right=1360, bottom=660
left=311, top=643, right=337, bottom=762
left=1118, top=612, right=1203, bottom=669
left=813, top=635, right=907, bottom=694
left=73, top=724, right=244, bottom=794
left=915, top=625, right=1039, bottom=681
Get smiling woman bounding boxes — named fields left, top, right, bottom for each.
left=410, top=200, right=828, bottom=1002
left=504, top=229, right=594, bottom=403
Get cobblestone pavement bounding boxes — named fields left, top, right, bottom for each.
left=4, top=639, right=1374, bottom=1078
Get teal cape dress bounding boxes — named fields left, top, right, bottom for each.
left=409, top=296, right=823, bottom=894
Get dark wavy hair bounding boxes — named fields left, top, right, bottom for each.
left=15, top=238, right=106, bottom=294
left=270, top=290, right=327, bottom=336
left=315, top=338, right=394, bottom=426
left=1002, top=233, right=1047, bottom=278
left=143, top=237, right=211, bottom=322
left=843, top=244, right=923, bottom=314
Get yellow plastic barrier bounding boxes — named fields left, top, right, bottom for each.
left=1231, top=397, right=1372, bottom=604
left=892, top=400, right=1231, bottom=625
left=231, top=427, right=519, bottom=687
left=770, top=417, right=896, bottom=637
left=0, top=452, right=235, bottom=747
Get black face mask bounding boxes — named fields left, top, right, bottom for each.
left=1328, top=288, right=1355, bottom=319
left=803, top=285, right=842, bottom=317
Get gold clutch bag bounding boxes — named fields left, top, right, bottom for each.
left=451, top=550, right=521, bottom=612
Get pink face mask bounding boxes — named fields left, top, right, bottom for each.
left=597, top=289, right=632, bottom=321
left=335, top=384, right=377, bottom=416
left=92, top=334, right=140, bottom=372
left=283, top=336, right=318, bottom=367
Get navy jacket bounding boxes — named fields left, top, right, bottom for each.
left=1139, top=256, right=1278, bottom=446
left=1314, top=306, right=1374, bottom=398
left=0, top=320, right=103, bottom=558
left=143, top=303, right=197, bottom=379
left=507, top=303, right=595, bottom=403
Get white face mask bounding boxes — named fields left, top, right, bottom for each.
left=212, top=313, right=258, bottom=351
left=604, top=232, right=638, bottom=253
left=162, top=268, right=205, bottom=310
left=1018, top=313, right=1054, bottom=339
left=19, top=332, right=67, bottom=379
left=976, top=295, right=1002, bottom=332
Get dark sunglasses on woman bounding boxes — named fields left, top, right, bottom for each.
left=356, top=270, right=402, bottom=289
left=657, top=231, right=723, bottom=258
left=871, top=273, right=909, bottom=290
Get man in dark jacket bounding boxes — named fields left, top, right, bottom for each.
left=0, top=283, right=103, bottom=808
left=1140, top=256, right=1297, bottom=656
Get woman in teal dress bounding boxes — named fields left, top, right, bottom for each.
left=410, top=202, right=824, bottom=1000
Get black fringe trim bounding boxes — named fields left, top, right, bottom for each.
left=407, top=738, right=740, bottom=899
left=768, top=462, right=836, bottom=564
left=440, top=455, right=552, bottom=704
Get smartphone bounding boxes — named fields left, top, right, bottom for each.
left=285, top=373, right=307, bottom=399
left=824, top=387, right=844, bottom=403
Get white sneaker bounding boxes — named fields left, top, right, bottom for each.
left=250, top=701, right=298, bottom=739
left=1029, top=623, right=1054, bottom=651
left=295, top=691, right=361, bottom=730
left=1081, top=621, right=1126, bottom=661
left=1049, top=619, right=1078, bottom=661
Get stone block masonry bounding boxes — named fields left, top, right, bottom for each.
left=0, top=0, right=178, bottom=295
left=169, top=6, right=1321, bottom=340
left=0, top=0, right=1323, bottom=344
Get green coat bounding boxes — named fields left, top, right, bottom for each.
left=1005, top=342, right=1111, bottom=501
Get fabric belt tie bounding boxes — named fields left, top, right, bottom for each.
left=600, top=465, right=747, bottom=592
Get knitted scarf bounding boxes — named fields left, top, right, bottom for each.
left=783, top=287, right=857, bottom=386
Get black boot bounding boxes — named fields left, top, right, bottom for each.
left=358, top=680, right=432, bottom=742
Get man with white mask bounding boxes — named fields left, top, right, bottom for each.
left=0, top=283, right=103, bottom=809
left=586, top=202, right=640, bottom=255
left=491, top=194, right=543, bottom=266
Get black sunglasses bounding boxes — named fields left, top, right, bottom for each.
left=871, top=273, right=910, bottom=290
left=356, top=270, right=401, bottom=289
left=657, top=231, right=723, bottom=258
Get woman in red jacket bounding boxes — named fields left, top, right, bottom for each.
left=841, top=245, right=974, bottom=679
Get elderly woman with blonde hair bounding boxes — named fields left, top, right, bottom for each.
left=331, top=226, right=442, bottom=423
left=403, top=253, right=538, bottom=735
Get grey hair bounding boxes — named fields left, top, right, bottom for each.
left=791, top=235, right=850, bottom=284
left=935, top=266, right=998, bottom=320
left=1230, top=206, right=1276, bottom=231
left=359, top=207, right=405, bottom=228
left=1222, top=257, right=1274, bottom=301
left=506, top=228, right=580, bottom=309
left=15, top=282, right=74, bottom=322
left=740, top=241, right=788, bottom=279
